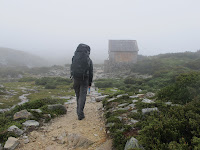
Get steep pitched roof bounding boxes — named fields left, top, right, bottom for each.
left=109, top=40, right=139, bottom=52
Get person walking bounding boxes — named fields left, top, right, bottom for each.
left=71, top=43, right=93, bottom=120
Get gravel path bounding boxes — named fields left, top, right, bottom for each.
left=17, top=89, right=112, bottom=150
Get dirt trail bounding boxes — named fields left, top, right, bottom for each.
left=17, top=89, right=112, bottom=150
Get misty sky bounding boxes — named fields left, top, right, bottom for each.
left=0, top=0, right=200, bottom=63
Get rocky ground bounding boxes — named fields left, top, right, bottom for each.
left=15, top=88, right=112, bottom=150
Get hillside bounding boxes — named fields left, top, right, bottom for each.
left=131, top=50, right=200, bottom=75
left=0, top=47, right=48, bottom=67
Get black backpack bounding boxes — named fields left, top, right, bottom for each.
left=71, top=44, right=90, bottom=80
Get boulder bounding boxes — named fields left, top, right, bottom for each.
left=95, top=95, right=108, bottom=102
left=0, top=144, right=3, bottom=150
left=22, top=120, right=39, bottom=127
left=4, top=137, right=19, bottom=150
left=47, top=104, right=67, bottom=114
left=13, top=109, right=32, bottom=120
left=142, top=107, right=158, bottom=114
left=7, top=125, right=24, bottom=136
left=124, top=137, right=144, bottom=150
left=142, top=98, right=154, bottom=103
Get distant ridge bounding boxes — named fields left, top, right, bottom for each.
left=0, top=47, right=48, bottom=67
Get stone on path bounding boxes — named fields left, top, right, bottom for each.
left=95, top=139, right=112, bottom=150
left=67, top=133, right=93, bottom=149
left=4, top=137, right=19, bottom=150
left=7, top=125, right=24, bottom=136
left=13, top=109, right=32, bottom=120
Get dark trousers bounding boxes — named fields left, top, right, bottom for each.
left=73, top=78, right=88, bottom=118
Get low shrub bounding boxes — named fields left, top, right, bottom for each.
left=158, top=71, right=200, bottom=104
left=18, top=77, right=37, bottom=82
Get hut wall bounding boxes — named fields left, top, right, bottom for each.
left=109, top=51, right=138, bottom=63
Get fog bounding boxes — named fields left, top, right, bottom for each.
left=0, top=0, right=200, bottom=64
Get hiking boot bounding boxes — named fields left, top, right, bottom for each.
left=78, top=116, right=85, bottom=120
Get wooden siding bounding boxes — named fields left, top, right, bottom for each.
left=110, top=51, right=138, bottom=63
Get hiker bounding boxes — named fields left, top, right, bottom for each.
left=71, top=43, right=93, bottom=120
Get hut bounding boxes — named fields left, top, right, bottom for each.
left=104, top=40, right=139, bottom=72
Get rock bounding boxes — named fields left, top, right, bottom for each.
left=129, top=95, right=138, bottom=98
left=117, top=116, right=123, bottom=121
left=22, top=135, right=29, bottom=143
left=107, top=98, right=116, bottom=102
left=52, top=137, right=56, bottom=141
left=0, top=144, right=3, bottom=150
left=43, top=114, right=51, bottom=119
left=142, top=107, right=158, bottom=114
left=118, top=103, right=128, bottom=107
left=142, top=98, right=154, bottom=103
left=124, top=137, right=144, bottom=150
left=110, top=89, right=117, bottom=92
left=137, top=94, right=145, bottom=98
left=13, top=109, right=32, bottom=120
left=105, top=123, right=115, bottom=128
left=47, top=104, right=67, bottom=114
left=165, top=102, right=172, bottom=105
left=31, top=109, right=42, bottom=113
left=146, top=92, right=155, bottom=98
left=90, top=97, right=96, bottom=102
left=116, top=94, right=128, bottom=98
left=127, top=104, right=135, bottom=109
left=95, top=95, right=108, bottom=102
left=7, top=125, right=24, bottom=136
left=117, top=107, right=129, bottom=111
left=95, top=139, right=112, bottom=150
left=22, top=120, right=39, bottom=127
left=57, top=136, right=65, bottom=144
left=64, top=100, right=74, bottom=105
left=4, top=137, right=19, bottom=150
left=130, top=119, right=138, bottom=124
left=132, top=100, right=138, bottom=103
left=131, top=110, right=138, bottom=113
left=67, top=133, right=93, bottom=149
